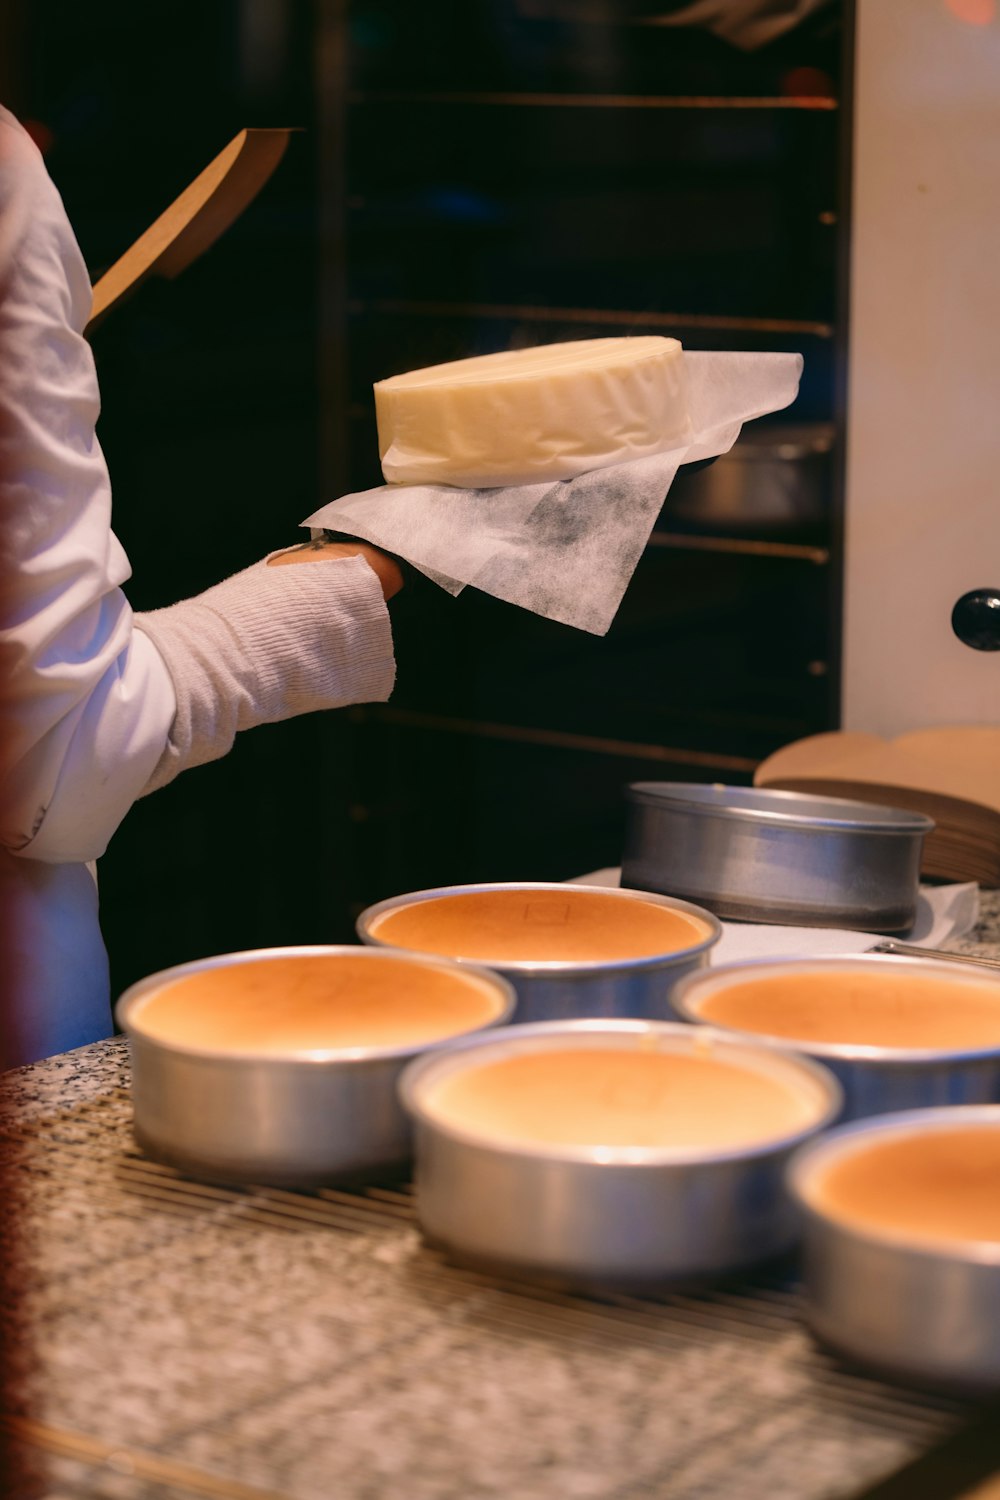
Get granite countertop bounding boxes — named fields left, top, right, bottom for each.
left=4, top=890, right=1000, bottom=1500
left=918, top=884, right=1000, bottom=958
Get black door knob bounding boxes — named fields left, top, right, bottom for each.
left=952, top=590, right=1000, bottom=651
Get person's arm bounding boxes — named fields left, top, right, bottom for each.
left=0, top=109, right=398, bottom=865
left=134, top=547, right=396, bottom=796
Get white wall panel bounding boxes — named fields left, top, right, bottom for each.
left=843, top=0, right=1000, bottom=732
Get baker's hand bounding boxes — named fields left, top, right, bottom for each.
left=267, top=538, right=404, bottom=601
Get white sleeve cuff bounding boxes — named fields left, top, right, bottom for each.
left=135, top=551, right=396, bottom=794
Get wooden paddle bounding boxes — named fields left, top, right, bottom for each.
left=85, top=127, right=293, bottom=333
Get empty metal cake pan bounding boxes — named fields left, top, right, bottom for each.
left=673, top=954, right=1000, bottom=1122
left=356, top=882, right=722, bottom=1023
left=622, top=783, right=934, bottom=932
left=788, top=1106, right=1000, bottom=1392
left=116, top=945, right=515, bottom=1186
left=400, top=1019, right=841, bottom=1289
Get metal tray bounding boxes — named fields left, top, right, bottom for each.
left=623, top=782, right=934, bottom=931
left=357, top=882, right=722, bottom=1023
left=116, top=945, right=515, bottom=1186
left=673, top=954, right=1000, bottom=1121
left=400, top=1019, right=841, bottom=1288
left=788, top=1106, right=1000, bottom=1392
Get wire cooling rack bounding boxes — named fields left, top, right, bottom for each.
left=0, top=1044, right=984, bottom=1500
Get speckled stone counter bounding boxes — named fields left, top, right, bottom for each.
left=921, top=885, right=1000, bottom=955
left=3, top=893, right=1000, bottom=1500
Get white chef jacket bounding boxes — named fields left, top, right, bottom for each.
left=0, top=108, right=396, bottom=1068
left=0, top=107, right=178, bottom=1065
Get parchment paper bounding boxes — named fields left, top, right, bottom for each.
left=305, top=350, right=803, bottom=636
left=570, top=869, right=981, bottom=961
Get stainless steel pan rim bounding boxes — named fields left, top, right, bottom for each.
left=400, top=1018, right=843, bottom=1166
left=116, top=944, right=517, bottom=1063
left=356, top=882, right=723, bottom=976
left=787, top=1104, right=1000, bottom=1266
left=627, top=782, right=935, bottom=836
left=673, top=954, right=1000, bottom=1068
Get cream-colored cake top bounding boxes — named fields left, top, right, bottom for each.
left=369, top=888, right=710, bottom=965
left=422, top=1045, right=821, bottom=1151
left=808, top=1127, right=1000, bottom=1245
left=374, top=336, right=690, bottom=488
left=131, top=953, right=503, bottom=1054
left=693, top=968, right=1000, bottom=1050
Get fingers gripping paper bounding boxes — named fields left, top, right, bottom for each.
left=305, top=348, right=804, bottom=637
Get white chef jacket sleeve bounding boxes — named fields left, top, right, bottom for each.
left=135, top=550, right=395, bottom=794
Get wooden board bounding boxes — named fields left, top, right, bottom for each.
left=755, top=727, right=1000, bottom=884
left=85, top=127, right=293, bottom=332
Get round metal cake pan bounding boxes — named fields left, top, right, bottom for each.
left=622, top=783, right=934, bottom=932
left=788, top=1107, right=1000, bottom=1392
left=400, top=1019, right=842, bottom=1289
left=116, top=945, right=516, bottom=1186
left=673, top=955, right=1000, bottom=1122
left=356, top=882, right=723, bottom=1024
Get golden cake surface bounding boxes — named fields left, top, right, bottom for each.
left=369, top=888, right=710, bottom=964
left=132, top=953, right=504, bottom=1054
left=694, top=968, right=1000, bottom=1050
left=809, top=1127, right=1000, bottom=1245
left=423, top=1044, right=821, bottom=1151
